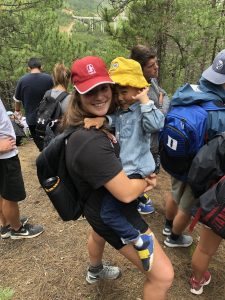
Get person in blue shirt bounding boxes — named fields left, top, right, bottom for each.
left=84, top=57, right=165, bottom=271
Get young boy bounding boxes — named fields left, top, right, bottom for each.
left=84, top=57, right=165, bottom=271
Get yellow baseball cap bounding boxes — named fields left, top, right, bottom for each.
left=109, top=57, right=149, bottom=88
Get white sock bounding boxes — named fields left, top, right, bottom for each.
left=134, top=236, right=143, bottom=247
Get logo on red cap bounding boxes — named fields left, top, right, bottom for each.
left=86, top=64, right=96, bottom=75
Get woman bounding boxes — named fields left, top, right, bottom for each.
left=39, top=63, right=71, bottom=148
left=63, top=56, right=174, bottom=300
left=50, top=63, right=71, bottom=113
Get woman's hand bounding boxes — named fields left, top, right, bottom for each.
left=143, top=173, right=157, bottom=192
left=0, top=137, right=16, bottom=153
left=84, top=117, right=106, bottom=129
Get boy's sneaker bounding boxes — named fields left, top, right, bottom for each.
left=164, top=234, right=193, bottom=247
left=86, top=265, right=121, bottom=284
left=162, top=224, right=172, bottom=236
left=138, top=201, right=155, bottom=215
left=135, top=232, right=154, bottom=272
left=190, top=271, right=211, bottom=295
left=10, top=223, right=44, bottom=240
left=0, top=216, right=28, bottom=239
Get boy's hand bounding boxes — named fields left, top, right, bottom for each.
left=84, top=117, right=106, bottom=129
left=0, top=137, right=16, bottom=153
left=132, top=87, right=150, bottom=104
left=143, top=173, right=157, bottom=192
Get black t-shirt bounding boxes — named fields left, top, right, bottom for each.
left=66, top=128, right=122, bottom=210
left=14, top=73, right=53, bottom=125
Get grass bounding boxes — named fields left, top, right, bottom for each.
left=0, top=287, right=14, bottom=300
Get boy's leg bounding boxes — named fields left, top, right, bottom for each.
left=2, top=199, right=21, bottom=230
left=0, top=197, right=7, bottom=226
left=101, top=194, right=155, bottom=271
left=192, top=226, right=222, bottom=280
left=119, top=233, right=174, bottom=300
left=164, top=179, right=193, bottom=247
left=0, top=155, right=43, bottom=239
left=190, top=226, right=222, bottom=295
left=101, top=194, right=140, bottom=243
left=163, top=191, right=177, bottom=235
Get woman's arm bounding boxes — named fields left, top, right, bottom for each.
left=104, top=170, right=156, bottom=203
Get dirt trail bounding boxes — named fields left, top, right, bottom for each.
left=0, top=140, right=225, bottom=299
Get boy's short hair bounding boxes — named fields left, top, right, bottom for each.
left=27, top=57, right=41, bottom=69
left=109, top=57, right=149, bottom=88
left=130, top=45, right=157, bottom=69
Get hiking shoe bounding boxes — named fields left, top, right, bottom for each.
left=135, top=233, right=154, bottom=272
left=0, top=216, right=28, bottom=239
left=162, top=224, right=172, bottom=236
left=10, top=223, right=44, bottom=240
left=138, top=201, right=155, bottom=215
left=190, top=271, right=211, bottom=295
left=86, top=265, right=121, bottom=284
left=164, top=234, right=193, bottom=248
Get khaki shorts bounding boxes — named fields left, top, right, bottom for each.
left=171, top=177, right=196, bottom=214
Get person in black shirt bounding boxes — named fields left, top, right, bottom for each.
left=14, top=57, right=53, bottom=151
left=62, top=56, right=174, bottom=299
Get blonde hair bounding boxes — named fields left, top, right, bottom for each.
left=52, top=63, right=71, bottom=90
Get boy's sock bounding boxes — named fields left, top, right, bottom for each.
left=133, top=236, right=144, bottom=247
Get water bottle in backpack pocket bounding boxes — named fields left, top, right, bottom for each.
left=159, top=105, right=208, bottom=181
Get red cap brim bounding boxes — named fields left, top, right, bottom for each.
left=74, top=76, right=114, bottom=94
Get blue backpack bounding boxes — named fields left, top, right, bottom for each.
left=160, top=83, right=225, bottom=181
left=160, top=104, right=208, bottom=181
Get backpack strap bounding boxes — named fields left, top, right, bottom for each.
left=54, top=91, right=69, bottom=103
left=189, top=208, right=202, bottom=233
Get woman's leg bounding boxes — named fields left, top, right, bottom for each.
left=119, top=231, right=174, bottom=300
left=88, top=229, right=106, bottom=266
left=191, top=225, right=222, bottom=281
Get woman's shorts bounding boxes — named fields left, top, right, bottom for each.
left=84, top=197, right=149, bottom=250
left=171, top=176, right=196, bottom=213
left=0, top=155, right=26, bottom=201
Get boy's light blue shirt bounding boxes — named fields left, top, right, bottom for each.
left=107, top=100, right=165, bottom=177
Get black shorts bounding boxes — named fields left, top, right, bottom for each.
left=84, top=196, right=149, bottom=250
left=0, top=155, right=26, bottom=201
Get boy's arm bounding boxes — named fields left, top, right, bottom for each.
left=134, top=87, right=165, bottom=133
left=84, top=117, right=107, bottom=129
left=84, top=113, right=116, bottom=130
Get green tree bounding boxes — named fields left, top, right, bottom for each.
left=102, top=0, right=225, bottom=93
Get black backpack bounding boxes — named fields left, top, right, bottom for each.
left=36, top=127, right=83, bottom=221
left=187, top=133, right=225, bottom=198
left=36, top=90, right=68, bottom=138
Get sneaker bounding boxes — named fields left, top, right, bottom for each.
left=0, top=216, right=28, bottom=239
left=86, top=265, right=121, bottom=284
left=138, top=202, right=155, bottom=215
left=162, top=224, right=172, bottom=236
left=10, top=223, right=44, bottom=240
left=190, top=271, right=211, bottom=295
left=135, top=233, right=154, bottom=272
left=164, top=234, right=193, bottom=248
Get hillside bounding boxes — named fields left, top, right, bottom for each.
left=64, top=0, right=107, bottom=16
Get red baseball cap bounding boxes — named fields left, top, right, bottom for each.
left=71, top=56, right=114, bottom=94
